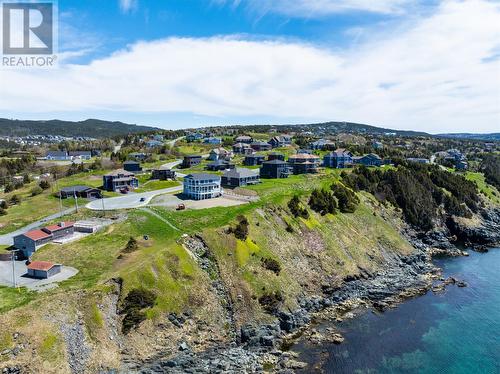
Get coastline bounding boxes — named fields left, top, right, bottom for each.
left=134, top=207, right=500, bottom=373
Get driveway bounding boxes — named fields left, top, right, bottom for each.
left=0, top=260, right=78, bottom=291
left=85, top=185, right=182, bottom=211
left=0, top=207, right=76, bottom=246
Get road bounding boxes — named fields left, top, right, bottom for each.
left=85, top=185, right=183, bottom=211
left=0, top=207, right=76, bottom=246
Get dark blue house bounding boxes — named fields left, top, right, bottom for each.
left=260, top=159, right=292, bottom=179
left=244, top=154, right=265, bottom=166
left=323, top=149, right=353, bottom=168
left=353, top=153, right=383, bottom=167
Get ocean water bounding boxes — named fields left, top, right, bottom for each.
left=294, top=249, right=500, bottom=374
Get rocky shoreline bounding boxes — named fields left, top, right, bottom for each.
left=134, top=207, right=500, bottom=373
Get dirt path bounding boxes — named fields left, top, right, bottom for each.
left=140, top=207, right=180, bottom=232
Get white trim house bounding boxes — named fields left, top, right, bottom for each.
left=183, top=173, right=222, bottom=200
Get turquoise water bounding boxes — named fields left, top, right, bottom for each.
left=295, top=249, right=500, bottom=373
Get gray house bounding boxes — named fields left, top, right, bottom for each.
left=183, top=173, right=222, bottom=200
left=221, top=168, right=260, bottom=187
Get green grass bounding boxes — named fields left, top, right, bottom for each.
left=135, top=180, right=180, bottom=192
left=465, top=172, right=500, bottom=205
left=0, top=286, right=36, bottom=314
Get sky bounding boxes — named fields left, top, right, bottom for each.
left=0, top=0, right=499, bottom=133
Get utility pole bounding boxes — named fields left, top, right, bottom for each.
left=74, top=187, right=79, bottom=213
left=11, top=250, right=16, bottom=288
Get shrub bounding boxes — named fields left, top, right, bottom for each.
left=39, top=180, right=51, bottom=190
left=0, top=208, right=6, bottom=216
left=331, top=183, right=359, bottom=213
left=122, top=237, right=139, bottom=254
left=0, top=200, right=8, bottom=209
left=308, top=189, right=337, bottom=215
left=232, top=215, right=249, bottom=240
left=261, top=258, right=281, bottom=275
left=31, top=186, right=43, bottom=196
left=9, top=195, right=20, bottom=205
left=258, top=291, right=284, bottom=314
left=288, top=196, right=309, bottom=218
left=121, top=288, right=156, bottom=334
left=4, top=184, right=14, bottom=193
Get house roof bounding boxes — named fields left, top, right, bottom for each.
left=27, top=261, right=56, bottom=271
left=44, top=222, right=74, bottom=233
left=185, top=173, right=221, bottom=181
left=23, top=229, right=52, bottom=241
left=68, top=151, right=91, bottom=156
left=185, top=154, right=202, bottom=158
left=233, top=142, right=251, bottom=148
left=223, top=168, right=258, bottom=179
left=104, top=169, right=135, bottom=177
left=288, top=154, right=320, bottom=160
left=263, top=159, right=289, bottom=165
left=123, top=160, right=140, bottom=165
left=235, top=135, right=252, bottom=140
left=60, top=185, right=95, bottom=193
left=245, top=154, right=264, bottom=159
left=251, top=141, right=270, bottom=146
left=46, top=151, right=68, bottom=157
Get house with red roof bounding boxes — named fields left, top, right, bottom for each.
left=26, top=261, right=62, bottom=279
left=13, top=222, right=74, bottom=258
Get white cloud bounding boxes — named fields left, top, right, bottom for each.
left=119, top=0, right=137, bottom=13
left=1, top=0, right=499, bottom=133
left=217, top=0, right=417, bottom=16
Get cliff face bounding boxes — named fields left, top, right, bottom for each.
left=0, top=192, right=498, bottom=374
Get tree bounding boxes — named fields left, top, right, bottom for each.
left=308, top=189, right=337, bottom=215
left=288, top=195, right=309, bottom=218
left=3, top=183, right=14, bottom=193
left=331, top=183, right=359, bottom=213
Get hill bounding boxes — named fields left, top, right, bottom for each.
left=436, top=133, right=500, bottom=141
left=0, top=118, right=159, bottom=138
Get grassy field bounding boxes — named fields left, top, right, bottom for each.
left=465, top=172, right=500, bottom=205
left=0, top=286, right=36, bottom=314
left=135, top=180, right=180, bottom=192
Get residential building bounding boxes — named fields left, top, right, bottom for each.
left=288, top=154, right=321, bottom=174
left=123, top=160, right=142, bottom=172
left=372, top=141, right=384, bottom=149
left=146, top=140, right=163, bottom=148
left=153, top=134, right=164, bottom=141
left=267, top=152, right=285, bottom=161
left=69, top=151, right=92, bottom=160
left=183, top=173, right=222, bottom=200
left=250, top=141, right=272, bottom=152
left=310, top=139, right=335, bottom=150
left=152, top=167, right=176, bottom=180
left=206, top=160, right=235, bottom=171
left=260, top=159, right=292, bottom=179
left=181, top=155, right=203, bottom=168
left=59, top=186, right=101, bottom=199
left=269, top=135, right=292, bottom=148
left=456, top=160, right=468, bottom=170
left=244, top=154, right=265, bottom=166
left=102, top=169, right=139, bottom=191
left=14, top=222, right=74, bottom=258
left=323, top=149, right=353, bottom=168
left=186, top=132, right=203, bottom=142
left=407, top=158, right=430, bottom=164
left=232, top=143, right=253, bottom=154
left=203, top=137, right=222, bottom=145
left=129, top=152, right=149, bottom=161
left=235, top=135, right=253, bottom=144
left=222, top=168, right=260, bottom=187
left=353, top=153, right=383, bottom=167
left=208, top=147, right=232, bottom=161
left=26, top=261, right=62, bottom=279
left=46, top=151, right=70, bottom=161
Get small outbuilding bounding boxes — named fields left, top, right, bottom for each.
left=26, top=261, right=62, bottom=279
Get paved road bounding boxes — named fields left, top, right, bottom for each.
left=85, top=186, right=183, bottom=211
left=0, top=207, right=76, bottom=246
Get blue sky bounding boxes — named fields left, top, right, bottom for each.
left=0, top=0, right=499, bottom=133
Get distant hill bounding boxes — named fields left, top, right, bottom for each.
left=296, top=121, right=429, bottom=136
left=436, top=133, right=500, bottom=141
left=0, top=118, right=160, bottom=138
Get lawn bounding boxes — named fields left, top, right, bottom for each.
left=465, top=172, right=500, bottom=205
left=135, top=180, right=180, bottom=193
left=0, top=286, right=35, bottom=314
